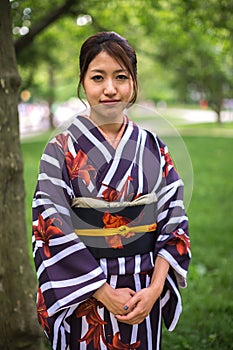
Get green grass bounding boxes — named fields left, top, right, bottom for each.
left=163, top=135, right=233, bottom=349
left=21, top=125, right=233, bottom=349
left=179, top=122, right=233, bottom=138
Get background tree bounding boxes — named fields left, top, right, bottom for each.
left=12, top=0, right=232, bottom=124
left=0, top=0, right=45, bottom=348
left=14, top=0, right=85, bottom=128
left=139, top=0, right=233, bottom=122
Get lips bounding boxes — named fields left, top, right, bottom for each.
left=100, top=99, right=120, bottom=105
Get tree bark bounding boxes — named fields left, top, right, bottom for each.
left=211, top=100, right=223, bottom=124
left=0, top=1, right=46, bottom=348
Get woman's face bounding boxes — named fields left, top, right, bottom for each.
left=83, top=51, right=133, bottom=121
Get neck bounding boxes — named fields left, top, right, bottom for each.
left=98, top=121, right=123, bottom=137
left=90, top=111, right=125, bottom=137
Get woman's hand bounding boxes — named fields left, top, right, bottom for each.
left=116, top=256, right=170, bottom=325
left=115, top=284, right=162, bottom=325
left=93, top=283, right=135, bottom=315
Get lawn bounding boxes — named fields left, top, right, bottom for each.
left=21, top=124, right=233, bottom=349
left=163, top=135, right=233, bottom=349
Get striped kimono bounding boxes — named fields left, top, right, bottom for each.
left=32, top=115, right=191, bottom=349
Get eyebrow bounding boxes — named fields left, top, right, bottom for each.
left=90, top=69, right=128, bottom=74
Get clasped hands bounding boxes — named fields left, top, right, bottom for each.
left=93, top=283, right=162, bottom=325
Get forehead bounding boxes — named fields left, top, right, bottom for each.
left=88, top=51, right=126, bottom=72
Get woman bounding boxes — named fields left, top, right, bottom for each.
left=33, top=32, right=191, bottom=349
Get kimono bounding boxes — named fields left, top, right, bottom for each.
left=32, top=115, right=191, bottom=350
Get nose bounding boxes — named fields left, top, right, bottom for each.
left=104, top=78, right=117, bottom=96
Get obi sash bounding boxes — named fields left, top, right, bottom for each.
left=71, top=193, right=158, bottom=258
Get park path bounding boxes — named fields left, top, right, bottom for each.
left=133, top=107, right=233, bottom=138
left=19, top=104, right=233, bottom=139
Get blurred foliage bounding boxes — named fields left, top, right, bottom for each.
left=11, top=0, right=233, bottom=121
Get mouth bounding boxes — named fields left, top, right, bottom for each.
left=100, top=99, right=121, bottom=106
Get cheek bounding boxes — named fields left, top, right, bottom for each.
left=123, top=81, right=134, bottom=98
left=83, top=84, right=102, bottom=106
left=83, top=82, right=97, bottom=98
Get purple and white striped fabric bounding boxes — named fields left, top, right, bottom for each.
left=32, top=115, right=191, bottom=349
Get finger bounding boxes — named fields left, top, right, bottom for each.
left=121, top=304, right=132, bottom=316
left=122, top=303, right=133, bottom=315
left=130, top=290, right=136, bottom=296
left=124, top=287, right=136, bottom=295
left=123, top=293, right=140, bottom=312
left=115, top=314, right=144, bottom=325
left=116, top=306, right=140, bottom=321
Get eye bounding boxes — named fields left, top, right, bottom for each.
left=116, top=74, right=129, bottom=80
left=91, top=75, right=103, bottom=82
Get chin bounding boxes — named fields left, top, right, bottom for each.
left=92, top=103, right=126, bottom=120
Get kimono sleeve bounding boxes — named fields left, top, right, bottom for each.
left=154, top=138, right=191, bottom=288
left=32, top=136, right=107, bottom=320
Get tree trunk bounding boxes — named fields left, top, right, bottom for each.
left=216, top=110, right=222, bottom=124
left=212, top=99, right=223, bottom=124
left=0, top=1, right=46, bottom=349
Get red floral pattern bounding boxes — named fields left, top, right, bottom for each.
left=76, top=298, right=107, bottom=349
left=33, top=214, right=63, bottom=258
left=66, top=149, right=96, bottom=184
left=101, top=175, right=143, bottom=248
left=102, top=186, right=121, bottom=201
left=37, top=288, right=50, bottom=333
left=55, top=134, right=97, bottom=184
left=108, top=332, right=140, bottom=350
left=102, top=176, right=135, bottom=202
left=168, top=228, right=190, bottom=255
left=102, top=212, right=132, bottom=249
left=160, top=147, right=175, bottom=177
left=55, top=134, right=69, bottom=153
left=76, top=299, right=141, bottom=350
